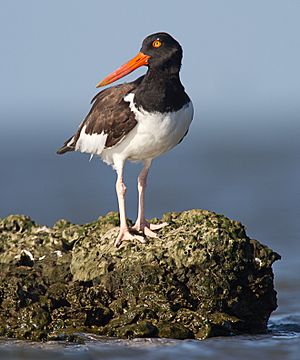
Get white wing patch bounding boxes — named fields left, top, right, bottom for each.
left=75, top=125, right=108, bottom=155
left=67, top=137, right=74, bottom=146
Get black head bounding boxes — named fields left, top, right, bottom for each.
left=96, top=32, right=183, bottom=87
left=140, top=32, right=183, bottom=71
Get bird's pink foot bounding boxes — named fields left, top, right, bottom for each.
left=115, top=227, right=146, bottom=247
left=132, top=221, right=168, bottom=238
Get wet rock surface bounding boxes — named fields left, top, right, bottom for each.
left=0, top=210, right=280, bottom=341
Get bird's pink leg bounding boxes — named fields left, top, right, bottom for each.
left=132, top=160, right=168, bottom=238
left=115, top=165, right=145, bottom=247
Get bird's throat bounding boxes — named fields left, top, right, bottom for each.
left=134, top=68, right=188, bottom=113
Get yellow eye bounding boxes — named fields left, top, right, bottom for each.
left=152, top=40, right=161, bottom=48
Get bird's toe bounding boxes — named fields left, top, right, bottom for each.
left=148, top=222, right=168, bottom=230
left=114, top=228, right=146, bottom=247
left=132, top=220, right=168, bottom=239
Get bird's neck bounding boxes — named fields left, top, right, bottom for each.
left=133, top=67, right=189, bottom=113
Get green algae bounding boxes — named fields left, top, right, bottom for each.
left=0, top=210, right=280, bottom=341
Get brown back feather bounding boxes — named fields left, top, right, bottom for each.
left=57, top=76, right=143, bottom=154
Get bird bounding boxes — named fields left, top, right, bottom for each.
left=57, top=32, right=194, bottom=247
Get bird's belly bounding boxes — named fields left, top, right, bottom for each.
left=127, top=111, right=189, bottom=160
left=101, top=101, right=193, bottom=165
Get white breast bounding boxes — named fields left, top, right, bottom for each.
left=101, top=93, right=194, bottom=167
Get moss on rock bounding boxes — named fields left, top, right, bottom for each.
left=0, top=210, right=280, bottom=341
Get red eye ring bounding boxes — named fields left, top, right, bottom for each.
left=152, top=40, right=161, bottom=48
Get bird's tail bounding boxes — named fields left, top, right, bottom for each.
left=56, top=136, right=75, bottom=155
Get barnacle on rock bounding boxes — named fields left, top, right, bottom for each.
left=0, top=210, right=280, bottom=340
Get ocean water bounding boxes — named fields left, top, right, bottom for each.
left=0, top=316, right=299, bottom=360
left=0, top=106, right=299, bottom=358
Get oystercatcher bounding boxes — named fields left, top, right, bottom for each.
left=57, top=32, right=193, bottom=246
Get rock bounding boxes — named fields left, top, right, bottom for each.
left=0, top=210, right=280, bottom=341
left=15, top=249, right=35, bottom=267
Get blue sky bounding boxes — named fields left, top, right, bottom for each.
left=1, top=0, right=300, bottom=128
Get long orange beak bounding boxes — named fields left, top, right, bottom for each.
left=96, top=52, right=150, bottom=88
